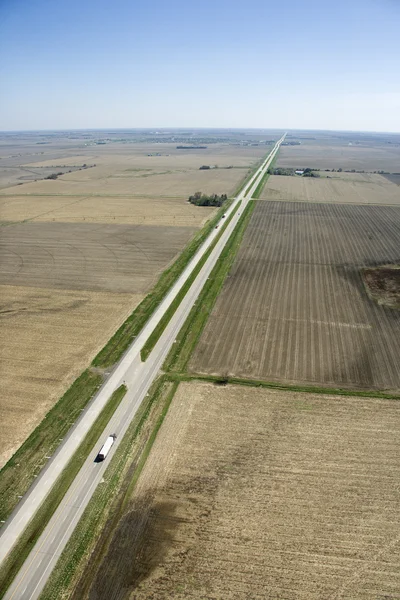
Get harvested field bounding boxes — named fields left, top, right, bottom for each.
left=0, top=222, right=196, bottom=293
left=0, top=194, right=214, bottom=226
left=363, top=266, right=400, bottom=310
left=261, top=174, right=400, bottom=205
left=277, top=142, right=400, bottom=172
left=190, top=201, right=400, bottom=391
left=3, top=164, right=246, bottom=198
left=0, top=285, right=142, bottom=467
left=383, top=173, right=400, bottom=186
left=77, top=381, right=400, bottom=600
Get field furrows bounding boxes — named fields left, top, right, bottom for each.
left=79, top=383, right=400, bottom=600
left=276, top=143, right=400, bottom=172
left=262, top=174, right=400, bottom=205
left=190, top=202, right=400, bottom=390
left=0, top=222, right=196, bottom=293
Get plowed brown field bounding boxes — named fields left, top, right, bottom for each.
left=190, top=201, right=400, bottom=391
left=78, top=382, right=400, bottom=600
left=262, top=174, right=400, bottom=205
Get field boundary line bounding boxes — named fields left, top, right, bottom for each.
left=166, top=372, right=400, bottom=400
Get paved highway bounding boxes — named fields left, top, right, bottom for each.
left=1, top=134, right=286, bottom=599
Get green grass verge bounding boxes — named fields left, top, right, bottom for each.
left=167, top=372, right=400, bottom=401
left=39, top=377, right=177, bottom=600
left=164, top=200, right=256, bottom=373
left=232, top=156, right=265, bottom=197
left=252, top=169, right=270, bottom=199
left=0, top=384, right=127, bottom=599
left=0, top=369, right=103, bottom=523
left=251, top=145, right=281, bottom=199
left=92, top=199, right=233, bottom=369
left=140, top=201, right=241, bottom=361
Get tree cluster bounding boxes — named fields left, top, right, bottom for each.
left=188, top=192, right=228, bottom=207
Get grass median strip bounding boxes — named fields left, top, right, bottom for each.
left=92, top=200, right=233, bottom=369
left=0, top=369, right=103, bottom=524
left=252, top=168, right=270, bottom=199
left=232, top=155, right=265, bottom=197
left=164, top=200, right=256, bottom=373
left=140, top=201, right=241, bottom=362
left=0, top=384, right=127, bottom=599
left=39, top=377, right=177, bottom=600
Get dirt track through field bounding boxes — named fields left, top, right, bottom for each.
left=190, top=201, right=400, bottom=390
left=79, top=382, right=400, bottom=600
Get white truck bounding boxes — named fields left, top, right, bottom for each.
left=97, top=433, right=116, bottom=461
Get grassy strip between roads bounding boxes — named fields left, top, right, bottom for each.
left=251, top=145, right=281, bottom=199
left=92, top=199, right=233, bottom=369
left=0, top=384, right=127, bottom=599
left=167, top=373, right=400, bottom=401
left=231, top=154, right=266, bottom=197
left=164, top=200, right=256, bottom=373
left=252, top=168, right=271, bottom=199
left=0, top=369, right=103, bottom=524
left=39, top=377, right=177, bottom=600
left=140, top=201, right=241, bottom=361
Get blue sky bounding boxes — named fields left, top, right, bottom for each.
left=1, top=0, right=399, bottom=132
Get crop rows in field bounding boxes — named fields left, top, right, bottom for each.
left=77, top=382, right=400, bottom=600
left=276, top=142, right=400, bottom=172
left=262, top=174, right=400, bottom=205
left=190, top=201, right=400, bottom=390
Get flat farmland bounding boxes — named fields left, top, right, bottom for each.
left=261, top=174, right=400, bottom=205
left=0, top=220, right=197, bottom=465
left=0, top=285, right=141, bottom=466
left=6, top=162, right=247, bottom=198
left=76, top=382, right=400, bottom=600
left=0, top=194, right=213, bottom=226
left=0, top=143, right=267, bottom=200
left=0, top=222, right=197, bottom=293
left=190, top=201, right=400, bottom=391
left=277, top=140, right=400, bottom=172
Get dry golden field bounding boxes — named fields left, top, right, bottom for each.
left=0, top=285, right=142, bottom=466
left=0, top=222, right=197, bottom=293
left=261, top=174, right=400, bottom=205
left=77, top=381, right=400, bottom=600
left=0, top=194, right=214, bottom=227
left=1, top=142, right=267, bottom=200
left=4, top=164, right=245, bottom=198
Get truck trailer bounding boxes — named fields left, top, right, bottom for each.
left=97, top=433, right=116, bottom=461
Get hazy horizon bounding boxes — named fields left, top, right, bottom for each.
left=1, top=0, right=399, bottom=132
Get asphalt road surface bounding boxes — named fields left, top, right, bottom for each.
left=1, top=135, right=286, bottom=600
